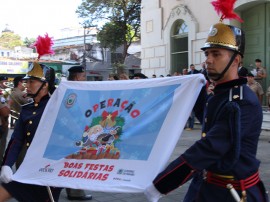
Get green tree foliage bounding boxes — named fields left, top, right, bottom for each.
left=0, top=32, right=23, bottom=49
left=76, top=0, right=141, bottom=63
left=97, top=22, right=125, bottom=51
left=23, top=37, right=36, bottom=48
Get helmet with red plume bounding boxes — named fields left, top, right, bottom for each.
left=23, top=34, right=56, bottom=96
left=201, top=0, right=245, bottom=57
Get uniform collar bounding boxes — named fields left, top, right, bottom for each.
left=214, top=78, right=247, bottom=94
left=34, top=94, right=50, bottom=104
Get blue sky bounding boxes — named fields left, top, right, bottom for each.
left=0, top=0, right=82, bottom=39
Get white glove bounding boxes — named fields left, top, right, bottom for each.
left=0, top=166, right=13, bottom=183
left=0, top=96, right=6, bottom=104
left=144, top=184, right=162, bottom=202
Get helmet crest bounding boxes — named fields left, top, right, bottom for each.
left=24, top=34, right=55, bottom=83
left=211, top=0, right=243, bottom=23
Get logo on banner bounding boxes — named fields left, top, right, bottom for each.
left=66, top=93, right=77, bottom=108
left=39, top=164, right=54, bottom=173
left=117, top=169, right=135, bottom=176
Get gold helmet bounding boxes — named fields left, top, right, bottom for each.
left=201, top=23, right=245, bottom=57
left=23, top=62, right=55, bottom=83
left=201, top=0, right=245, bottom=82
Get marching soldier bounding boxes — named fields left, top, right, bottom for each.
left=0, top=33, right=63, bottom=201
left=0, top=61, right=62, bottom=201
left=144, top=1, right=268, bottom=202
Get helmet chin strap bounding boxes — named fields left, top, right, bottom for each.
left=27, top=82, right=46, bottom=98
left=210, top=51, right=238, bottom=82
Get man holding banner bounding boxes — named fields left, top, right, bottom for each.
left=0, top=62, right=62, bottom=201
left=144, top=1, right=268, bottom=202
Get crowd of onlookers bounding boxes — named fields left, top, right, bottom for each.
left=242, top=59, right=269, bottom=109
left=106, top=58, right=270, bottom=133
left=106, top=59, right=270, bottom=130
left=108, top=72, right=149, bottom=80
left=106, top=60, right=267, bottom=132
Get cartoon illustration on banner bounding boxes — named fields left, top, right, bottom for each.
left=43, top=84, right=180, bottom=162
left=68, top=110, right=124, bottom=160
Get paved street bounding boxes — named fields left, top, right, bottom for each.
left=6, top=125, right=270, bottom=201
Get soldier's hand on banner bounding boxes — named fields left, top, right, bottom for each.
left=144, top=183, right=162, bottom=202
left=0, top=165, right=13, bottom=183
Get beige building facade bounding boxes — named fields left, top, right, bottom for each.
left=141, top=0, right=270, bottom=90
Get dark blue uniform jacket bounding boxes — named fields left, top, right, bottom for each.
left=1, top=94, right=62, bottom=202
left=153, top=78, right=268, bottom=202
left=3, top=95, right=49, bottom=167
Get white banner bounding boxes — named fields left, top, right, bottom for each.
left=13, top=74, right=205, bottom=193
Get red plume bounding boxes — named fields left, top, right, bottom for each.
left=211, top=0, right=243, bottom=22
left=31, top=33, right=55, bottom=59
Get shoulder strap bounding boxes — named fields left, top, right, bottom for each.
left=229, top=85, right=243, bottom=102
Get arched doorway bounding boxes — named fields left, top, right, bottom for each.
left=170, top=19, right=188, bottom=75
